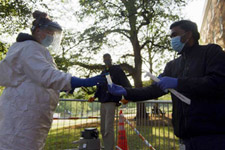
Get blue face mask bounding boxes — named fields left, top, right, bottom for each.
left=171, top=36, right=185, bottom=53
left=41, top=34, right=54, bottom=47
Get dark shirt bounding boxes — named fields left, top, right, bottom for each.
left=125, top=43, right=225, bottom=139
left=95, top=65, right=131, bottom=103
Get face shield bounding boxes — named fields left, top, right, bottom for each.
left=34, top=21, right=63, bottom=53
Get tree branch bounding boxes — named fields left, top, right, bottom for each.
left=140, top=39, right=170, bottom=50
left=72, top=60, right=135, bottom=78
left=151, top=43, right=170, bottom=49
left=140, top=39, right=152, bottom=49
left=121, top=53, right=134, bottom=58
left=120, top=63, right=135, bottom=76
left=105, top=28, right=130, bottom=39
left=72, top=61, right=104, bottom=71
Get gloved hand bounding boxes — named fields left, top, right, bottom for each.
left=70, top=75, right=105, bottom=89
left=158, top=73, right=163, bottom=78
left=68, top=88, right=75, bottom=94
left=88, top=97, right=95, bottom=102
left=120, top=99, right=129, bottom=105
left=107, top=84, right=127, bottom=96
left=152, top=73, right=163, bottom=85
left=156, top=76, right=178, bottom=91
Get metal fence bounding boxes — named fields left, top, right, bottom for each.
left=44, top=99, right=179, bottom=150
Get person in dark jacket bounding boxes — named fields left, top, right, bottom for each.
left=108, top=20, right=225, bottom=150
left=88, top=53, right=131, bottom=150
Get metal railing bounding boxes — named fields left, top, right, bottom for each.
left=44, top=99, right=179, bottom=150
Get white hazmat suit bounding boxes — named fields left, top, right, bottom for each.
left=0, top=40, right=71, bottom=149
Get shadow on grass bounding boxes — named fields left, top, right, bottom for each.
left=44, top=122, right=100, bottom=150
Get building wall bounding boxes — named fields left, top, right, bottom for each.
left=200, top=0, right=225, bottom=49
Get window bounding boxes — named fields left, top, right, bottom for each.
left=220, top=16, right=223, bottom=36
left=203, top=26, right=207, bottom=43
left=203, top=34, right=206, bottom=43
left=211, top=2, right=214, bottom=19
left=213, top=31, right=216, bottom=43
left=207, top=17, right=210, bottom=35
left=217, top=0, right=220, bottom=5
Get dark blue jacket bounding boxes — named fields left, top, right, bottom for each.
left=125, top=43, right=225, bottom=139
left=95, top=65, right=131, bottom=103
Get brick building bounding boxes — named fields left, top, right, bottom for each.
left=200, top=0, right=225, bottom=49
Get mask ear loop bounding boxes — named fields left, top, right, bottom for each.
left=182, top=31, right=191, bottom=44
left=184, top=38, right=190, bottom=44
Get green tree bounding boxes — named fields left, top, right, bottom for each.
left=68, top=0, right=188, bottom=121
left=0, top=42, right=8, bottom=60
left=74, top=0, right=187, bottom=86
left=0, top=0, right=30, bottom=59
left=0, top=0, right=45, bottom=92
left=0, top=0, right=32, bottom=34
left=0, top=0, right=50, bottom=57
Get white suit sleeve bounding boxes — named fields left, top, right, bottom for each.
left=20, top=43, right=71, bottom=91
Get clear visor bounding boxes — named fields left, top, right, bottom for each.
left=48, top=30, right=63, bottom=54
left=40, top=21, right=63, bottom=54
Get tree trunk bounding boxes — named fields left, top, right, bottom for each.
left=131, top=36, right=148, bottom=125
left=124, top=0, right=148, bottom=125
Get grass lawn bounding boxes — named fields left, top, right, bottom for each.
left=44, top=118, right=179, bottom=150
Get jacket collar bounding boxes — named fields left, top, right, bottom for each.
left=16, top=33, right=37, bottom=42
left=179, top=42, right=199, bottom=56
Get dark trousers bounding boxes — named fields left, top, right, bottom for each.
left=181, top=135, right=225, bottom=150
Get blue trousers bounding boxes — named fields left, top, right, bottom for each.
left=182, top=135, right=225, bottom=150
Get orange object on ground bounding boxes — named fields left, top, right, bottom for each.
left=117, top=110, right=128, bottom=150
left=88, top=97, right=95, bottom=102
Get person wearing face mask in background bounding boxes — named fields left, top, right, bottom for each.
left=0, top=10, right=104, bottom=150
left=88, top=53, right=131, bottom=150
left=107, top=20, right=225, bottom=150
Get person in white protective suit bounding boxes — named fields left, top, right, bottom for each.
left=0, top=11, right=104, bottom=150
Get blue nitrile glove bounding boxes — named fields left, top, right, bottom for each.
left=70, top=75, right=105, bottom=89
left=156, top=76, right=178, bottom=91
left=68, top=88, right=75, bottom=94
left=158, top=73, right=163, bottom=78
left=107, top=84, right=127, bottom=96
left=152, top=73, right=163, bottom=85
